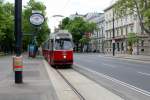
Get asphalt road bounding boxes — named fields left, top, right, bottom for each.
left=74, top=53, right=150, bottom=99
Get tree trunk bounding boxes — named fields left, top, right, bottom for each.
left=80, top=43, right=83, bottom=52
left=76, top=43, right=79, bottom=52
left=128, top=46, right=133, bottom=55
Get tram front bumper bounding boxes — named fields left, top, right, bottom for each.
left=53, top=60, right=73, bottom=65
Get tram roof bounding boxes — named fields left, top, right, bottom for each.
left=50, top=30, right=72, bottom=39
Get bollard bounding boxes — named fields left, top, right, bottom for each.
left=13, top=56, right=23, bottom=83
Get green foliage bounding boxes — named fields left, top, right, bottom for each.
left=127, top=32, right=138, bottom=46
left=0, top=1, right=14, bottom=52
left=79, top=36, right=90, bottom=45
left=66, top=17, right=85, bottom=43
left=60, top=17, right=97, bottom=43
left=0, top=0, right=50, bottom=52
left=23, top=0, right=50, bottom=49
left=143, top=8, right=150, bottom=29
left=59, top=17, right=70, bottom=29
left=114, top=0, right=150, bottom=35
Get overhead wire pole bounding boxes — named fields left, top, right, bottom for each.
left=14, top=0, right=23, bottom=83
left=112, top=10, right=115, bottom=56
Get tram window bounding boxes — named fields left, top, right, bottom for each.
left=50, top=40, right=54, bottom=50
left=55, top=39, right=73, bottom=50
left=63, top=40, right=72, bottom=50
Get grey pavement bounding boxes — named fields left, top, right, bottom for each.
left=0, top=55, right=58, bottom=100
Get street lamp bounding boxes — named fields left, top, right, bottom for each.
left=14, top=0, right=23, bottom=84
left=101, top=26, right=104, bottom=53
left=112, top=10, right=115, bottom=56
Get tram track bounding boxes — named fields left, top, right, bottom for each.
left=44, top=60, right=123, bottom=100
left=56, top=67, right=85, bottom=100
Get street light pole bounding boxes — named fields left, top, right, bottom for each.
left=14, top=0, right=23, bottom=83
left=112, top=10, right=115, bottom=56
left=101, top=27, right=104, bottom=54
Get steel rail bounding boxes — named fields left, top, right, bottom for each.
left=56, top=68, right=85, bottom=100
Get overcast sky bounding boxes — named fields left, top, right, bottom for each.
left=6, top=0, right=116, bottom=32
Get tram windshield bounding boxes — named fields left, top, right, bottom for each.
left=54, top=39, right=73, bottom=50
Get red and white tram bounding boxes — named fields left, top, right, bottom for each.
left=42, top=30, right=73, bottom=67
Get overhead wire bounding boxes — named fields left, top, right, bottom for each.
left=59, top=0, right=71, bottom=15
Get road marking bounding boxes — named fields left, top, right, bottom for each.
left=43, top=60, right=80, bottom=100
left=76, top=58, right=93, bottom=63
left=98, top=55, right=150, bottom=64
left=75, top=60, right=116, bottom=68
left=138, top=72, right=150, bottom=77
left=74, top=63, right=150, bottom=97
left=101, top=63, right=117, bottom=68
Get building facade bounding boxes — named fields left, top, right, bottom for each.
left=84, top=13, right=105, bottom=53
left=69, top=12, right=84, bottom=20
left=104, top=5, right=150, bottom=55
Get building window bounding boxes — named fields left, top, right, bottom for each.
left=141, top=40, right=144, bottom=47
left=141, top=49, right=144, bottom=52
left=110, top=31, right=111, bottom=38
left=130, top=25, right=134, bottom=32
left=118, top=28, right=120, bottom=36
left=106, top=32, right=108, bottom=38
left=116, top=20, right=118, bottom=27
left=121, top=27, right=123, bottom=35
left=111, top=31, right=113, bottom=38
left=110, top=42, right=112, bottom=48
left=117, top=29, right=119, bottom=36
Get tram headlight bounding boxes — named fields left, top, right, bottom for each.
left=63, top=55, right=66, bottom=59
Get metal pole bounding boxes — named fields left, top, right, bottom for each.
left=137, top=39, right=139, bottom=55
left=14, top=0, right=23, bottom=83
left=102, top=27, right=104, bottom=54
left=112, top=11, right=115, bottom=56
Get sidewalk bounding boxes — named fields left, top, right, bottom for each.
left=103, top=53, right=150, bottom=61
left=0, top=55, right=58, bottom=100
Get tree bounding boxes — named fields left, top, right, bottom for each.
left=59, top=17, right=70, bottom=29
left=0, top=1, right=14, bottom=53
left=127, top=32, right=138, bottom=54
left=114, top=0, right=150, bottom=35
left=79, top=36, right=90, bottom=52
left=0, top=0, right=50, bottom=52
left=23, top=0, right=50, bottom=50
left=60, top=17, right=97, bottom=51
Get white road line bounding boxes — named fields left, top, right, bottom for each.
left=138, top=72, right=150, bottom=76
left=75, top=59, right=116, bottom=68
left=74, top=63, right=150, bottom=97
left=98, top=55, right=150, bottom=64
left=101, top=63, right=117, bottom=68
left=77, top=59, right=93, bottom=63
